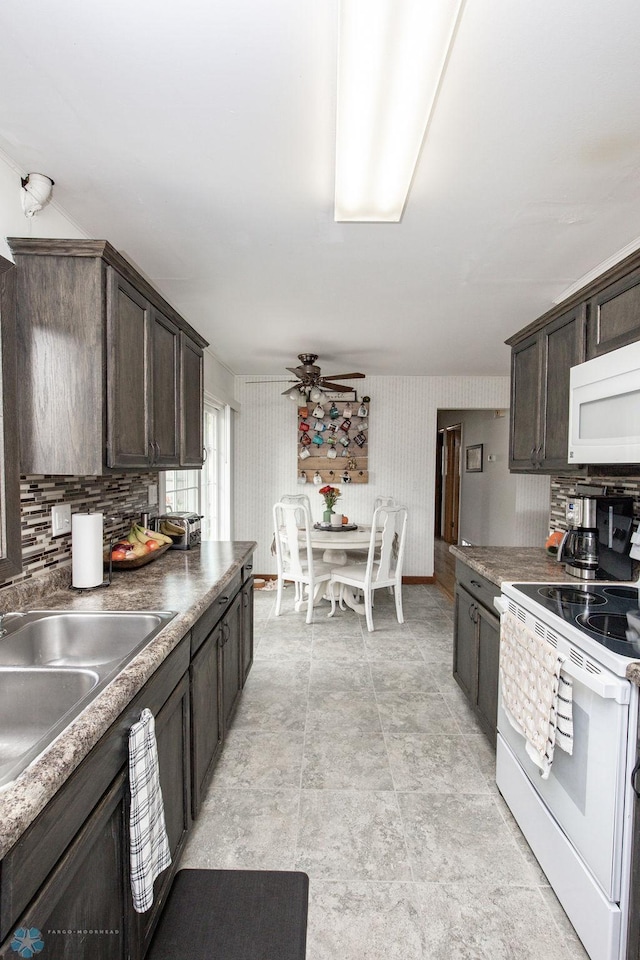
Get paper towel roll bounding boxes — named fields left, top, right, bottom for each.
left=72, top=513, right=104, bottom=589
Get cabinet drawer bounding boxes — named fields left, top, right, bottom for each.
left=191, top=573, right=242, bottom=656
left=455, top=561, right=500, bottom=610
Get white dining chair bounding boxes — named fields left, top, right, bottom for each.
left=273, top=500, right=332, bottom=624
left=279, top=493, right=324, bottom=559
left=328, top=504, right=408, bottom=632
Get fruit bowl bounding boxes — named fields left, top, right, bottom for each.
left=104, top=542, right=172, bottom=570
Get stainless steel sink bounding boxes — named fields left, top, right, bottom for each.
left=0, top=666, right=100, bottom=785
left=0, top=611, right=172, bottom=668
left=0, top=609, right=176, bottom=786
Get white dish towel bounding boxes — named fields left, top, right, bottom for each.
left=499, top=611, right=573, bottom=779
left=128, top=708, right=172, bottom=913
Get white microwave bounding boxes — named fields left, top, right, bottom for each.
left=568, top=341, right=640, bottom=464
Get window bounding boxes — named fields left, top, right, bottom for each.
left=164, top=469, right=200, bottom=514
left=161, top=398, right=230, bottom=540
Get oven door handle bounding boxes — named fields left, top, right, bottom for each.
left=561, top=658, right=630, bottom=703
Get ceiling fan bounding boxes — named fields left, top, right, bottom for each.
left=249, top=354, right=366, bottom=400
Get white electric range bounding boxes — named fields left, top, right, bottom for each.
left=496, top=580, right=640, bottom=960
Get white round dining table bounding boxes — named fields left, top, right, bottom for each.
left=309, top=524, right=380, bottom=565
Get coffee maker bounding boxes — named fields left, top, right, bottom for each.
left=557, top=494, right=635, bottom=580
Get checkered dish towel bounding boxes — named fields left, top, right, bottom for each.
left=129, top=709, right=172, bottom=913
left=499, top=611, right=573, bottom=779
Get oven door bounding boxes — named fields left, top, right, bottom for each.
left=497, top=640, right=630, bottom=900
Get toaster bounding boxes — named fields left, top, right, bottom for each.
left=157, top=512, right=203, bottom=550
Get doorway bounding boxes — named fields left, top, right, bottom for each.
left=434, top=422, right=461, bottom=597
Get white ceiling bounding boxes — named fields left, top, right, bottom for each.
left=1, top=0, right=640, bottom=379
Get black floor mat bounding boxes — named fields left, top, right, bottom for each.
left=146, top=868, right=309, bottom=960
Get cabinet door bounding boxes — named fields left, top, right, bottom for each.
left=586, top=266, right=640, bottom=358
left=509, top=333, right=541, bottom=470
left=538, top=305, right=586, bottom=471
left=241, top=579, right=254, bottom=686
left=453, top=585, right=477, bottom=705
left=475, top=604, right=500, bottom=745
left=180, top=333, right=204, bottom=467
left=150, top=309, right=180, bottom=467
left=221, top=593, right=243, bottom=731
left=132, top=673, right=191, bottom=957
left=0, top=773, right=129, bottom=960
left=106, top=271, right=152, bottom=468
left=190, top=622, right=222, bottom=817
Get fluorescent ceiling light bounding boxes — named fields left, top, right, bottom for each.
left=334, top=0, right=465, bottom=222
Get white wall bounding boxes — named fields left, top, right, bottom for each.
left=204, top=349, right=237, bottom=409
left=233, top=374, right=547, bottom=576
left=438, top=409, right=549, bottom=546
left=0, top=149, right=88, bottom=257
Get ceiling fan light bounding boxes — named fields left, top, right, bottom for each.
left=309, top=386, right=322, bottom=402
left=288, top=387, right=301, bottom=401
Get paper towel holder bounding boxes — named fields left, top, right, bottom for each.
left=69, top=514, right=122, bottom=592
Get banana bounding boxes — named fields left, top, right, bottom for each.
left=136, top=525, right=173, bottom=543
left=160, top=520, right=185, bottom=537
left=134, top=523, right=173, bottom=545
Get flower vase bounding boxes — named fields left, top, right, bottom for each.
left=323, top=509, right=333, bottom=525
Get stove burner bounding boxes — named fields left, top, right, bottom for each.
left=576, top=613, right=631, bottom=642
left=537, top=586, right=606, bottom=605
left=603, top=586, right=639, bottom=601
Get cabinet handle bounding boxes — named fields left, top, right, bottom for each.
left=632, top=758, right=640, bottom=799
left=470, top=580, right=483, bottom=590
left=202, top=446, right=208, bottom=463
left=148, top=440, right=156, bottom=465
left=245, top=563, right=253, bottom=571
left=221, top=623, right=230, bottom=646
left=154, top=440, right=161, bottom=461
left=219, top=595, right=230, bottom=605
left=468, top=603, right=475, bottom=622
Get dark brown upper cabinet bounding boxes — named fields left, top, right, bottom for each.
left=507, top=244, right=640, bottom=475
left=9, top=239, right=207, bottom=475
left=0, top=256, right=22, bottom=579
left=586, top=264, right=640, bottom=359
left=509, top=305, right=586, bottom=473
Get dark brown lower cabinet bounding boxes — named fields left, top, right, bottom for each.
left=190, top=621, right=223, bottom=818
left=241, top=578, right=254, bottom=685
left=0, top=772, right=129, bottom=960
left=131, top=673, right=191, bottom=959
left=0, top=568, right=254, bottom=960
left=221, top=592, right=243, bottom=732
left=453, top=562, right=501, bottom=746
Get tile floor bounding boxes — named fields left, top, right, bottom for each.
left=181, top=584, right=589, bottom=960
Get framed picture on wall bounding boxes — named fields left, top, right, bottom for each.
left=465, top=443, right=483, bottom=473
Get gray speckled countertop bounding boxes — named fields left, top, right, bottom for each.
left=0, top=540, right=255, bottom=858
left=450, top=545, right=640, bottom=689
left=449, top=545, right=573, bottom=586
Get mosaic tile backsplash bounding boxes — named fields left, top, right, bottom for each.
left=1, top=473, right=158, bottom=591
left=550, top=475, right=640, bottom=531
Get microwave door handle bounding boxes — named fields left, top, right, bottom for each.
left=561, top=659, right=630, bottom=703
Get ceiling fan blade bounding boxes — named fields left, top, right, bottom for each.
left=245, top=379, right=295, bottom=384
left=321, top=372, right=365, bottom=380
left=318, top=380, right=356, bottom=392
left=286, top=367, right=304, bottom=378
